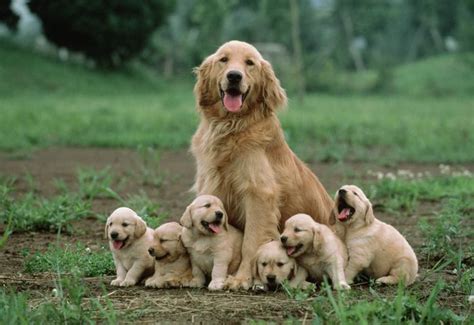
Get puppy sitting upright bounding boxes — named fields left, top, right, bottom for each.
left=180, top=195, right=243, bottom=290
left=145, top=222, right=193, bottom=288
left=253, top=240, right=310, bottom=291
left=332, top=185, right=418, bottom=286
left=281, top=213, right=350, bottom=290
left=106, top=207, right=154, bottom=287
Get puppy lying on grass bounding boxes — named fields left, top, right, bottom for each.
left=331, top=185, right=418, bottom=286
left=106, top=207, right=154, bottom=287
left=281, top=213, right=350, bottom=290
left=252, top=240, right=310, bottom=291
left=145, top=222, right=193, bottom=288
left=180, top=195, right=243, bottom=290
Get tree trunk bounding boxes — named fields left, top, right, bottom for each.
left=289, top=0, right=305, bottom=103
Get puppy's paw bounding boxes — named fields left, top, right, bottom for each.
left=110, top=278, right=123, bottom=286
left=145, top=278, right=164, bottom=288
left=375, top=276, right=398, bottom=285
left=188, top=277, right=205, bottom=288
left=336, top=282, right=351, bottom=290
left=119, top=279, right=137, bottom=287
left=208, top=279, right=225, bottom=291
left=224, top=275, right=252, bottom=291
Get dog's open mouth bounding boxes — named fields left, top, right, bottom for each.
left=155, top=253, right=170, bottom=261
left=285, top=243, right=303, bottom=256
left=112, top=237, right=128, bottom=250
left=201, top=220, right=222, bottom=234
left=337, top=198, right=355, bottom=222
left=220, top=87, right=250, bottom=113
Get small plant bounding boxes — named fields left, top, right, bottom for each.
left=0, top=274, right=117, bottom=323
left=281, top=281, right=316, bottom=301
left=24, top=243, right=115, bottom=277
left=136, top=145, right=164, bottom=188
left=77, top=167, right=115, bottom=200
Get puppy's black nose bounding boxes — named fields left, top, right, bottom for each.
left=267, top=275, right=276, bottom=283
left=111, top=232, right=118, bottom=239
left=227, top=70, right=242, bottom=83
left=215, top=211, right=223, bottom=220
left=148, top=247, right=154, bottom=256
left=339, top=189, right=347, bottom=196
left=280, top=236, right=288, bottom=244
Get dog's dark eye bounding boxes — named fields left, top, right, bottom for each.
left=204, top=203, right=211, bottom=208
left=245, top=59, right=254, bottom=66
left=353, top=191, right=358, bottom=196
left=294, top=227, right=301, bottom=233
left=219, top=57, right=228, bottom=63
left=122, top=223, right=128, bottom=227
left=160, top=239, right=167, bottom=243
left=262, top=262, right=267, bottom=267
left=277, top=262, right=285, bottom=267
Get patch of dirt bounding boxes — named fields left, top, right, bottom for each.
left=0, top=148, right=472, bottom=322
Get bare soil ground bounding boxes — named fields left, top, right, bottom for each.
left=0, top=148, right=471, bottom=322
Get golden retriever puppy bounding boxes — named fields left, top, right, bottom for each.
left=331, top=185, right=418, bottom=286
left=106, top=207, right=154, bottom=287
left=180, top=195, right=243, bottom=291
left=191, top=40, right=333, bottom=289
left=145, top=222, right=193, bottom=288
left=252, top=240, right=310, bottom=291
left=281, top=214, right=350, bottom=290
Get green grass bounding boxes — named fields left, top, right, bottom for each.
left=1, top=42, right=473, bottom=163
left=367, top=174, right=474, bottom=212
left=24, top=243, right=114, bottom=277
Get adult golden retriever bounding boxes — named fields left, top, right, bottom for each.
left=191, top=40, right=333, bottom=289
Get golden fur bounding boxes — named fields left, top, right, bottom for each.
left=180, top=195, right=242, bottom=291
left=191, top=40, right=333, bottom=289
left=331, top=185, right=418, bottom=286
left=106, top=207, right=154, bottom=287
left=145, top=222, right=193, bottom=288
left=281, top=214, right=350, bottom=289
left=252, top=240, right=309, bottom=291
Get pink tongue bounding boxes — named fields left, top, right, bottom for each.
left=338, top=208, right=351, bottom=221
left=113, top=240, right=124, bottom=250
left=208, top=223, right=221, bottom=234
left=287, top=247, right=296, bottom=256
left=223, top=93, right=242, bottom=112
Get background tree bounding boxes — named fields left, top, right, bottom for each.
left=28, top=0, right=172, bottom=68
left=0, top=0, right=19, bottom=31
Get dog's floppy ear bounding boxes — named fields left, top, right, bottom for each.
left=328, top=208, right=337, bottom=225
left=193, top=55, right=218, bottom=107
left=104, top=219, right=110, bottom=240
left=364, top=200, right=375, bottom=225
left=312, top=226, right=322, bottom=252
left=288, top=258, right=297, bottom=280
left=222, top=211, right=229, bottom=231
left=260, top=59, right=287, bottom=111
left=134, top=217, right=147, bottom=239
left=180, top=204, right=193, bottom=228
left=251, top=252, right=259, bottom=280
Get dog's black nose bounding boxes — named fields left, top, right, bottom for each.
left=215, top=211, right=223, bottom=220
left=148, top=247, right=154, bottom=256
left=339, top=189, right=347, bottom=196
left=267, top=275, right=276, bottom=283
left=280, top=236, right=288, bottom=244
left=111, top=232, right=118, bottom=239
left=227, top=70, right=242, bottom=83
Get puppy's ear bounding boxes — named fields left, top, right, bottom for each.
left=251, top=254, right=259, bottom=280
left=364, top=200, right=375, bottom=225
left=180, top=205, right=193, bottom=228
left=193, top=55, right=218, bottom=107
left=328, top=208, right=337, bottom=225
left=260, top=59, right=287, bottom=112
left=104, top=221, right=109, bottom=240
left=134, top=217, right=147, bottom=239
left=288, top=259, right=297, bottom=280
left=312, top=226, right=322, bottom=252
left=223, top=211, right=229, bottom=231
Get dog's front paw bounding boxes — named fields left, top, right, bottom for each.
left=119, top=279, right=137, bottom=287
left=188, top=277, right=205, bottom=288
left=145, top=278, right=164, bottom=288
left=336, top=282, right=351, bottom=290
left=110, top=278, right=123, bottom=286
left=208, top=279, right=225, bottom=291
left=224, top=275, right=252, bottom=290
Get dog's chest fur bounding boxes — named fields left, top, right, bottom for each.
left=181, top=231, right=217, bottom=276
